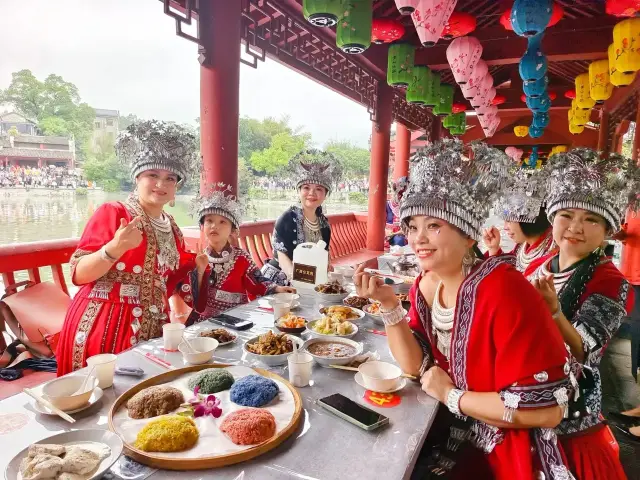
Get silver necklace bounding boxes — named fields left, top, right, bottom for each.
left=431, top=281, right=455, bottom=360
left=207, top=247, right=234, bottom=275
left=516, top=232, right=554, bottom=272
left=304, top=216, right=320, bottom=232
left=149, top=213, right=172, bottom=233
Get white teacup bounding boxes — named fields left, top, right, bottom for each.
left=163, top=323, right=185, bottom=352
left=271, top=301, right=291, bottom=321
left=86, top=353, right=117, bottom=389
left=288, top=352, right=313, bottom=387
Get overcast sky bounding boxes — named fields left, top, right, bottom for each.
left=0, top=0, right=374, bottom=148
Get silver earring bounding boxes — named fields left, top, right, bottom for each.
left=462, top=249, right=475, bottom=277
left=169, top=199, right=175, bottom=208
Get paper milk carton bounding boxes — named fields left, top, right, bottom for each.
left=291, top=240, right=329, bottom=291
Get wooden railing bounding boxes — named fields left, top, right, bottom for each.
left=0, top=213, right=380, bottom=295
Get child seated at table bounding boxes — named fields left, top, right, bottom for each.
left=175, top=186, right=295, bottom=325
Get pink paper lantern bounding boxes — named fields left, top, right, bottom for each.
left=412, top=0, right=458, bottom=47
left=505, top=146, right=524, bottom=163
left=471, top=74, right=494, bottom=108
left=446, top=36, right=483, bottom=85
left=395, top=0, right=418, bottom=15
left=476, top=104, right=498, bottom=117
left=483, top=116, right=500, bottom=138
left=474, top=87, right=496, bottom=109
left=461, top=59, right=488, bottom=99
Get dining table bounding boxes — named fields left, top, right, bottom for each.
left=0, top=279, right=439, bottom=480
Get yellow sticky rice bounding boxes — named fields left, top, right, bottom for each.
left=134, top=415, right=199, bottom=452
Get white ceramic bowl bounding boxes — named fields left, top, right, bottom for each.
left=42, top=375, right=99, bottom=411
left=358, top=361, right=403, bottom=392
left=315, top=287, right=350, bottom=304
left=339, top=266, right=355, bottom=278
left=363, top=304, right=407, bottom=326
left=243, top=334, right=305, bottom=366
left=179, top=337, right=219, bottom=364
left=308, top=320, right=359, bottom=339
left=271, top=292, right=300, bottom=307
left=302, top=337, right=363, bottom=367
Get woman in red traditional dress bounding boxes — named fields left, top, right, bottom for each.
left=56, top=121, right=198, bottom=376
left=525, top=148, right=639, bottom=480
left=355, top=140, right=575, bottom=480
left=175, top=186, right=295, bottom=323
left=482, top=168, right=555, bottom=272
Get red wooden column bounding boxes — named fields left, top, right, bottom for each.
left=199, top=0, right=241, bottom=193
left=431, top=117, right=443, bottom=143
left=366, top=86, right=394, bottom=251
left=394, top=123, right=411, bottom=180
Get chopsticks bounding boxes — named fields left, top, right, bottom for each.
left=23, top=388, right=76, bottom=424
left=133, top=350, right=176, bottom=370
left=328, top=364, right=417, bottom=380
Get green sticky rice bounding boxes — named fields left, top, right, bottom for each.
left=187, top=368, right=235, bottom=394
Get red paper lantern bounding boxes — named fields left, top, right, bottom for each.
left=606, top=0, right=640, bottom=17
left=452, top=103, right=467, bottom=113
left=372, top=18, right=406, bottom=44
left=492, top=94, right=506, bottom=105
left=441, top=12, right=477, bottom=40
left=500, top=3, right=564, bottom=31
left=548, top=91, right=557, bottom=101
left=564, top=89, right=576, bottom=99
left=521, top=93, right=527, bottom=102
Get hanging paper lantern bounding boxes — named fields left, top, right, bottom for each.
left=395, top=0, right=417, bottom=15
left=471, top=74, right=494, bottom=108
left=500, top=2, right=563, bottom=31
left=548, top=91, right=556, bottom=101
left=529, top=146, right=539, bottom=167
left=529, top=125, right=544, bottom=138
left=526, top=93, right=550, bottom=112
left=514, top=126, right=529, bottom=137
left=372, top=18, right=406, bottom=44
left=492, top=94, right=506, bottom=106
left=523, top=76, right=548, bottom=98
left=425, top=70, right=441, bottom=106
left=452, top=102, right=467, bottom=113
left=520, top=94, right=527, bottom=102
left=337, top=0, right=373, bottom=54
left=303, top=0, right=343, bottom=27
left=480, top=87, right=497, bottom=108
left=519, top=34, right=548, bottom=82
left=505, top=147, right=524, bottom=163
left=461, top=59, right=488, bottom=100
left=564, top=89, right=576, bottom=99
left=446, top=36, right=483, bottom=85
left=407, top=66, right=430, bottom=104
left=483, top=116, right=501, bottom=138
left=387, top=43, right=416, bottom=87
left=613, top=18, right=640, bottom=73
left=476, top=105, right=498, bottom=117
left=569, top=123, right=584, bottom=135
left=607, top=0, right=640, bottom=18
left=442, top=12, right=477, bottom=39
left=443, top=112, right=465, bottom=132
left=575, top=73, right=596, bottom=109
left=511, top=0, right=553, bottom=38
left=608, top=42, right=637, bottom=87
left=589, top=59, right=614, bottom=103
left=551, top=145, right=568, bottom=156
left=571, top=100, right=591, bottom=126
left=450, top=114, right=467, bottom=135
left=433, top=83, right=454, bottom=116
left=532, top=111, right=550, bottom=128
left=412, top=0, right=458, bottom=47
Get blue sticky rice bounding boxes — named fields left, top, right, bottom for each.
left=230, top=375, right=279, bottom=407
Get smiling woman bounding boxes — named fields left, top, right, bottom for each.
left=260, top=149, right=342, bottom=286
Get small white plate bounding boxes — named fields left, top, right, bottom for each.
left=318, top=306, right=365, bottom=322
left=354, top=372, right=407, bottom=393
left=308, top=320, right=359, bottom=339
left=196, top=329, right=237, bottom=346
left=34, top=387, right=104, bottom=415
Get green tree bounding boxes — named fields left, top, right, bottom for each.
left=325, top=140, right=370, bottom=177
left=249, top=131, right=308, bottom=175
left=119, top=113, right=140, bottom=131
left=0, top=69, right=95, bottom=160
left=82, top=136, right=129, bottom=191
left=7, top=126, right=19, bottom=137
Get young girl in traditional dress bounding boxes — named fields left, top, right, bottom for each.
left=178, top=187, right=295, bottom=324
left=56, top=121, right=198, bottom=375
left=482, top=167, right=555, bottom=272
left=355, top=140, right=575, bottom=480
left=525, top=148, right=639, bottom=480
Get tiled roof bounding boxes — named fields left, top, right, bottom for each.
left=14, top=135, right=69, bottom=145
left=0, top=147, right=73, bottom=159
left=94, top=108, right=119, bottom=117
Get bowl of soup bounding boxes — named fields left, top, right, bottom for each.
left=302, top=337, right=363, bottom=367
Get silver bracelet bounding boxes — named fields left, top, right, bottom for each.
left=446, top=388, right=465, bottom=416
left=100, top=245, right=117, bottom=263
left=380, top=302, right=406, bottom=326
left=552, top=306, right=563, bottom=320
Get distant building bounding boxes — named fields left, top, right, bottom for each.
left=0, top=132, right=76, bottom=169
left=0, top=112, right=40, bottom=136
left=91, top=108, right=120, bottom=150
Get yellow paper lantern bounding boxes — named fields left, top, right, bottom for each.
left=608, top=43, right=636, bottom=87
left=613, top=18, right=640, bottom=74
left=514, top=126, right=529, bottom=137
left=575, top=73, right=596, bottom=109
left=536, top=159, right=543, bottom=169
left=571, top=99, right=591, bottom=126
left=551, top=145, right=568, bottom=156
left=589, top=60, right=614, bottom=102
left=569, top=123, right=584, bottom=135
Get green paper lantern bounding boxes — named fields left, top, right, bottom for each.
left=337, top=0, right=372, bottom=54
left=433, top=84, right=454, bottom=116
left=425, top=71, right=440, bottom=107
left=448, top=113, right=467, bottom=135
left=303, top=0, right=342, bottom=27
left=387, top=43, right=415, bottom=87
left=407, top=66, right=432, bottom=104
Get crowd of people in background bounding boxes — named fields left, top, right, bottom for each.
left=252, top=176, right=369, bottom=193
left=0, top=165, right=89, bottom=189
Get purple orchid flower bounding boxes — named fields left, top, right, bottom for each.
left=188, top=385, right=201, bottom=405
left=194, top=394, right=222, bottom=418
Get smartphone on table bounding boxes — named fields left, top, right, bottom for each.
left=209, top=314, right=254, bottom=331
left=317, top=393, right=389, bottom=431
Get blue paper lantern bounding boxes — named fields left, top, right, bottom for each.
left=519, top=34, right=547, bottom=82
left=527, top=146, right=539, bottom=167
left=511, top=0, right=553, bottom=38
left=526, top=93, right=550, bottom=112
left=532, top=111, right=550, bottom=128
left=529, top=126, right=544, bottom=139
left=523, top=76, right=548, bottom=98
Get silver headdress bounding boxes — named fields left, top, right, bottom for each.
left=116, top=120, right=199, bottom=186
left=192, top=183, right=245, bottom=229
left=290, top=149, right=343, bottom=194
left=545, top=148, right=640, bottom=232
left=400, top=139, right=511, bottom=239
left=495, top=167, right=548, bottom=223
left=392, top=176, right=409, bottom=203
